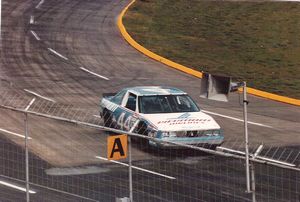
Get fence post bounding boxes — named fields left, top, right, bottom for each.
left=243, top=82, right=251, bottom=193
left=128, top=120, right=139, bottom=202
left=250, top=144, right=263, bottom=202
left=24, top=113, right=30, bottom=202
left=24, top=97, right=35, bottom=202
left=251, top=163, right=256, bottom=202
left=128, top=136, right=133, bottom=202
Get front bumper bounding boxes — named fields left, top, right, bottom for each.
left=149, top=136, right=224, bottom=148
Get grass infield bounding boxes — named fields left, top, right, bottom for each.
left=123, top=0, right=300, bottom=99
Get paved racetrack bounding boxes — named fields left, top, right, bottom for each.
left=0, top=0, right=299, bottom=201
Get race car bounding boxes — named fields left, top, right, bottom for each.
left=99, top=86, right=224, bottom=148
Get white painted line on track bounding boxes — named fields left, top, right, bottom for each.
left=47, top=48, right=69, bottom=61
left=202, top=110, right=273, bottom=128
left=0, top=180, right=36, bottom=194
left=95, top=156, right=176, bottom=180
left=79, top=67, right=110, bottom=81
left=93, top=115, right=101, bottom=119
left=24, top=89, right=56, bottom=103
left=30, top=30, right=40, bottom=41
left=30, top=16, right=34, bottom=24
left=0, top=175, right=97, bottom=202
left=0, top=128, right=32, bottom=139
left=35, top=0, right=45, bottom=9
left=25, top=98, right=36, bottom=111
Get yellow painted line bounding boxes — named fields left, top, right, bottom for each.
left=117, top=0, right=300, bottom=106
left=117, top=0, right=202, bottom=79
left=243, top=87, right=300, bottom=106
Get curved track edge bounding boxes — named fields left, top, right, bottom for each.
left=117, top=0, right=300, bottom=107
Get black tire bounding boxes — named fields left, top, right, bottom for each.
left=136, top=122, right=150, bottom=145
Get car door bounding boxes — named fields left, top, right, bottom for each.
left=115, top=92, right=139, bottom=131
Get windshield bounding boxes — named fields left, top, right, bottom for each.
left=139, top=95, right=200, bottom=114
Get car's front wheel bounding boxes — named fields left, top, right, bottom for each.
left=136, top=122, right=152, bottom=143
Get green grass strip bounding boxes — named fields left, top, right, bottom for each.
left=123, top=0, right=300, bottom=100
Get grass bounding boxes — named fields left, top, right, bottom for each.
left=123, top=0, right=300, bottom=99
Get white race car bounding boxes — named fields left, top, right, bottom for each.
left=100, top=86, right=224, bottom=148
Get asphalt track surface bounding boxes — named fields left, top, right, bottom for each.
left=0, top=0, right=299, bottom=201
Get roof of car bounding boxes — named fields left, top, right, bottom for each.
left=125, top=86, right=187, bottom=96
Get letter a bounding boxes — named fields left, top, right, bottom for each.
left=107, top=134, right=127, bottom=160
left=110, top=138, right=125, bottom=158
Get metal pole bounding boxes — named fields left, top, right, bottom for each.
left=24, top=113, right=30, bottom=202
left=128, top=120, right=139, bottom=202
left=251, top=163, right=256, bottom=202
left=250, top=144, right=262, bottom=202
left=243, top=82, right=251, bottom=193
left=128, top=136, right=133, bottom=202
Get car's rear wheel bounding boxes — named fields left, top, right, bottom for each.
left=103, top=109, right=113, bottom=128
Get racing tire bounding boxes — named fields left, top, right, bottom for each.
left=136, top=122, right=153, bottom=148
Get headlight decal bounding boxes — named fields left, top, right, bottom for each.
left=158, top=129, right=222, bottom=139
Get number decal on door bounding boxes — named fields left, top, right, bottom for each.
left=117, top=112, right=126, bottom=129
left=117, top=112, right=133, bottom=131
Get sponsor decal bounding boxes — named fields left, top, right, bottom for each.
left=157, top=112, right=211, bottom=126
left=157, top=118, right=211, bottom=126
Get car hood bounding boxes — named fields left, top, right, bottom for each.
left=142, top=112, right=220, bottom=131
